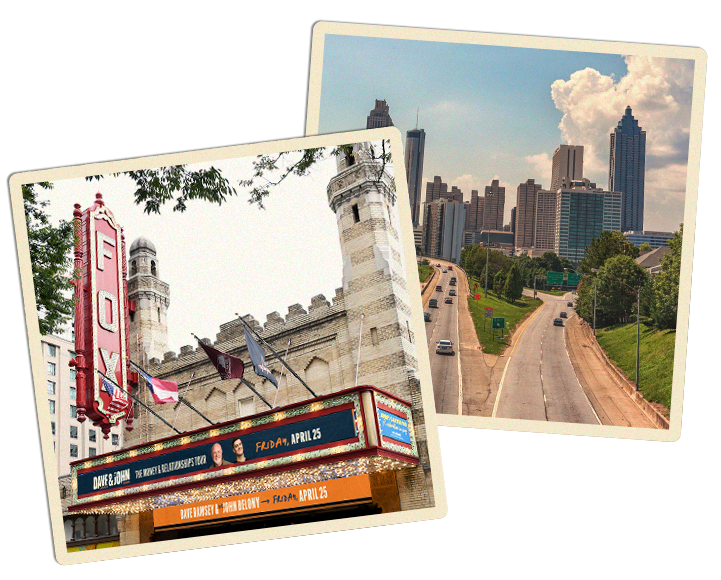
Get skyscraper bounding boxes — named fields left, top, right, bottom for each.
left=551, top=145, right=584, bottom=192
left=366, top=99, right=394, bottom=128
left=609, top=106, right=646, bottom=232
left=404, top=128, right=426, bottom=227
left=554, top=180, right=622, bottom=262
left=425, top=175, right=448, bottom=203
left=422, top=198, right=466, bottom=264
left=483, top=179, right=505, bottom=231
left=534, top=189, right=557, bottom=251
left=515, top=179, right=542, bottom=250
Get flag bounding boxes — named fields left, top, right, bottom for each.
left=131, top=363, right=179, bottom=404
left=197, top=340, right=245, bottom=380
left=244, top=327, right=278, bottom=388
left=100, top=374, right=130, bottom=413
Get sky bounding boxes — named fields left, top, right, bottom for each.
left=317, top=35, right=696, bottom=232
left=34, top=145, right=389, bottom=355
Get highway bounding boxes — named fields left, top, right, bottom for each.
left=424, top=265, right=462, bottom=415
left=492, top=291, right=601, bottom=424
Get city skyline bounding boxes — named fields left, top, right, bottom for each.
left=317, top=36, right=695, bottom=232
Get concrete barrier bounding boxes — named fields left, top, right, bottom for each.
left=578, top=320, right=670, bottom=430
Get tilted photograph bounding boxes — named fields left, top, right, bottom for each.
left=9, top=128, right=446, bottom=564
left=307, top=23, right=706, bottom=439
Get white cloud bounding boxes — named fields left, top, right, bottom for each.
left=549, top=55, right=694, bottom=228
left=524, top=153, right=552, bottom=188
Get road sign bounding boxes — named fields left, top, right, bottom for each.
left=492, top=317, right=505, bottom=329
left=546, top=271, right=564, bottom=285
left=484, top=307, right=493, bottom=318
left=567, top=273, right=581, bottom=286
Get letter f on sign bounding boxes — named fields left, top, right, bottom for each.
left=97, top=231, right=115, bottom=271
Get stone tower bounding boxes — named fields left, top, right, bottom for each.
left=327, top=143, right=432, bottom=509
left=327, top=143, right=417, bottom=394
left=127, top=237, right=170, bottom=366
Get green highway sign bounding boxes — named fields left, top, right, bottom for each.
left=567, top=273, right=581, bottom=286
left=546, top=272, right=564, bottom=285
left=492, top=317, right=505, bottom=329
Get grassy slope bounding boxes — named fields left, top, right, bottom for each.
left=418, top=263, right=434, bottom=284
left=595, top=323, right=675, bottom=411
left=467, top=277, right=543, bottom=354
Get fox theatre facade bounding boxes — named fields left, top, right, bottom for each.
left=66, top=171, right=433, bottom=543
left=68, top=385, right=419, bottom=540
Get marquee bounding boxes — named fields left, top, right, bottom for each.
left=68, top=385, right=418, bottom=514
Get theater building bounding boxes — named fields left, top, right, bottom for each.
left=65, top=143, right=434, bottom=546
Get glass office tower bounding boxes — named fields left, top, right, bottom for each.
left=609, top=106, right=646, bottom=232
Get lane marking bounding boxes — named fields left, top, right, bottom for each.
left=564, top=322, right=602, bottom=425
left=492, top=297, right=547, bottom=418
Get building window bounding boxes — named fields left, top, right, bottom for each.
left=70, top=405, right=77, bottom=418
left=352, top=204, right=360, bottom=223
left=370, top=327, right=379, bottom=346
left=70, top=386, right=76, bottom=400
left=47, top=362, right=56, bottom=376
left=51, top=421, right=55, bottom=435
left=47, top=380, right=55, bottom=395
left=70, top=425, right=78, bottom=439
left=112, top=434, right=119, bottom=446
left=70, top=368, right=77, bottom=382
left=49, top=400, right=55, bottom=414
left=70, top=444, right=78, bottom=458
left=47, top=344, right=57, bottom=357
left=89, top=447, right=96, bottom=457
left=89, top=429, right=96, bottom=443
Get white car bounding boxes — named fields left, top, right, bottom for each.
left=436, top=340, right=454, bottom=355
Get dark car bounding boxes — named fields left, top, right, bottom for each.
left=553, top=318, right=564, bottom=326
left=560, top=311, right=567, bottom=318
left=449, top=289, right=456, bottom=296
left=567, top=301, right=573, bottom=307
left=445, top=297, right=453, bottom=304
left=436, top=285, right=443, bottom=292
left=424, top=312, right=431, bottom=322
left=429, top=298, right=438, bottom=308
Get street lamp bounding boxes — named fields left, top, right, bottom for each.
left=593, top=267, right=641, bottom=392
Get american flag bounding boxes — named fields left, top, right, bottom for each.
left=101, top=375, right=129, bottom=414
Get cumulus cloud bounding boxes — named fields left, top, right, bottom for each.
left=547, top=55, right=694, bottom=228
left=524, top=153, right=552, bottom=187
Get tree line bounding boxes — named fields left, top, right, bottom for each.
left=459, top=228, right=682, bottom=331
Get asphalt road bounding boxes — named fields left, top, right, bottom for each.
left=493, top=291, right=601, bottom=425
left=424, top=266, right=462, bottom=415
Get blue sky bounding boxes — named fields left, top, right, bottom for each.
left=317, top=35, right=694, bottom=232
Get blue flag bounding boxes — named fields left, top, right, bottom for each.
left=244, top=327, right=278, bottom=388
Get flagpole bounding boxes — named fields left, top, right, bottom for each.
left=274, top=339, right=290, bottom=408
left=190, top=335, right=274, bottom=410
left=240, top=378, right=274, bottom=410
left=130, top=360, right=216, bottom=426
left=97, top=371, right=181, bottom=435
left=171, top=371, right=196, bottom=433
left=355, top=313, right=364, bottom=387
left=235, top=314, right=318, bottom=398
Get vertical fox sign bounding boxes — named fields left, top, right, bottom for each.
left=71, top=193, right=133, bottom=438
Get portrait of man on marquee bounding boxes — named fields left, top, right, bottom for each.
left=232, top=437, right=246, bottom=463
left=210, top=443, right=231, bottom=468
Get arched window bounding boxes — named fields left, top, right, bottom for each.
left=131, top=260, right=137, bottom=276
left=97, top=514, right=109, bottom=536
left=151, top=260, right=157, bottom=276
left=73, top=517, right=85, bottom=540
left=64, top=519, right=73, bottom=542
left=85, top=515, right=96, bottom=538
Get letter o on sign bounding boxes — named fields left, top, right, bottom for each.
left=98, top=290, right=119, bottom=333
